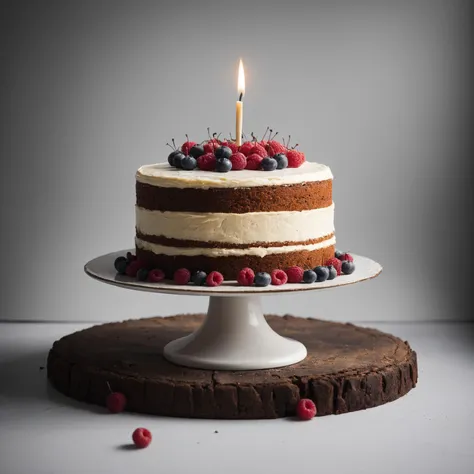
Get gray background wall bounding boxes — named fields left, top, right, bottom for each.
left=1, top=0, right=472, bottom=323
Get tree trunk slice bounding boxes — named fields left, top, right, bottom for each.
left=47, top=315, right=418, bottom=419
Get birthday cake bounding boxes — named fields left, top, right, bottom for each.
left=131, top=135, right=338, bottom=281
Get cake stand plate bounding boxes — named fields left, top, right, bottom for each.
left=83, top=251, right=382, bottom=370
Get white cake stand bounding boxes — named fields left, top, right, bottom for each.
left=84, top=251, right=382, bottom=371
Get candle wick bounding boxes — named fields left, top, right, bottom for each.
left=239, top=92, right=243, bottom=101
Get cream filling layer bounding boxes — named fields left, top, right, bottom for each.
left=136, top=204, right=335, bottom=245
left=136, top=161, right=333, bottom=189
left=135, top=235, right=336, bottom=258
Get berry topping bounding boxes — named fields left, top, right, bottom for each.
left=326, top=265, right=337, bottom=280
left=261, top=157, right=278, bottom=171
left=229, top=152, right=247, bottom=170
left=132, top=428, right=152, bottom=449
left=181, top=155, right=197, bottom=170
left=238, top=141, right=254, bottom=156
left=271, top=269, right=288, bottom=286
left=106, top=391, right=127, bottom=413
left=249, top=143, right=268, bottom=157
left=181, top=140, right=197, bottom=155
left=273, top=153, right=288, bottom=169
left=220, top=141, right=239, bottom=154
left=126, top=252, right=136, bottom=262
left=245, top=153, right=264, bottom=170
left=197, top=153, right=216, bottom=171
left=136, top=268, right=149, bottom=281
left=192, top=270, right=207, bottom=286
left=215, top=146, right=233, bottom=160
left=206, top=271, right=224, bottom=287
left=254, top=272, right=271, bottom=287
left=303, top=269, right=317, bottom=283
left=148, top=269, right=165, bottom=283
left=125, top=260, right=145, bottom=278
left=237, top=268, right=255, bottom=286
left=189, top=144, right=205, bottom=159
left=286, top=149, right=306, bottom=168
left=296, top=398, right=317, bottom=420
left=341, top=260, right=356, bottom=275
left=334, top=249, right=344, bottom=259
left=314, top=265, right=329, bottom=282
left=325, top=257, right=342, bottom=275
left=215, top=158, right=232, bottom=173
left=265, top=140, right=287, bottom=156
left=173, top=153, right=185, bottom=168
left=168, top=150, right=184, bottom=167
left=203, top=141, right=219, bottom=154
left=174, top=268, right=191, bottom=285
left=114, top=256, right=127, bottom=273
left=285, top=266, right=304, bottom=283
left=340, top=252, right=354, bottom=263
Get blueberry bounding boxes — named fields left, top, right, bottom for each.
left=215, top=158, right=232, bottom=172
left=192, top=270, right=207, bottom=286
left=168, top=150, right=184, bottom=166
left=137, top=268, right=149, bottom=281
left=114, top=257, right=128, bottom=275
left=303, top=269, right=317, bottom=283
left=341, top=260, right=355, bottom=275
left=215, top=146, right=232, bottom=160
left=181, top=155, right=197, bottom=170
left=261, top=157, right=278, bottom=171
left=173, top=152, right=186, bottom=168
left=314, top=265, right=329, bottom=282
left=335, top=249, right=344, bottom=259
left=327, top=265, right=337, bottom=280
left=254, top=272, right=271, bottom=287
left=189, top=144, right=205, bottom=159
left=273, top=153, right=288, bottom=169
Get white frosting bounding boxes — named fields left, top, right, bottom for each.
left=135, top=235, right=335, bottom=258
left=136, top=204, right=335, bottom=245
left=136, top=161, right=333, bottom=189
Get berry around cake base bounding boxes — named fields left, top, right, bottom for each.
left=47, top=315, right=418, bottom=419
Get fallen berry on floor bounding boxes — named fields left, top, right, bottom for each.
left=132, top=428, right=152, bottom=449
left=106, top=392, right=127, bottom=413
left=296, top=398, right=317, bottom=420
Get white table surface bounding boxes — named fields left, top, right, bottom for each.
left=0, top=320, right=473, bottom=474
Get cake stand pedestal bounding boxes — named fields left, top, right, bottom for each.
left=46, top=251, right=418, bottom=419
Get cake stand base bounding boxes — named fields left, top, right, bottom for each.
left=163, top=296, right=307, bottom=370
left=47, top=315, right=418, bottom=419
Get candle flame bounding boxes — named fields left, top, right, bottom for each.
left=238, top=59, right=245, bottom=99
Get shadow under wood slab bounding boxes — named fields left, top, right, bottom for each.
left=47, top=315, right=417, bottom=419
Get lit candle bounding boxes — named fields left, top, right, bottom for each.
left=236, top=59, right=245, bottom=146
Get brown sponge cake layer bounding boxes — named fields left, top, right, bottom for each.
left=135, top=244, right=335, bottom=280
left=136, top=180, right=332, bottom=213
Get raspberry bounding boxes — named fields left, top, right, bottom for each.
left=286, top=149, right=306, bottom=168
left=197, top=153, right=216, bottom=171
left=296, top=398, right=317, bottom=420
left=285, top=266, right=304, bottom=283
left=221, top=141, right=239, bottom=154
left=340, top=253, right=354, bottom=262
left=106, top=392, right=127, bottom=413
left=266, top=140, right=287, bottom=156
left=271, top=269, right=288, bottom=286
left=148, top=268, right=165, bottom=283
left=245, top=153, right=263, bottom=170
left=203, top=139, right=220, bottom=154
left=125, top=260, right=145, bottom=278
left=206, top=271, right=224, bottom=287
left=132, top=428, right=152, bottom=449
left=249, top=143, right=268, bottom=157
left=325, top=257, right=342, bottom=275
left=237, top=267, right=255, bottom=286
left=174, top=268, right=191, bottom=285
left=238, top=141, right=254, bottom=156
left=181, top=141, right=196, bottom=155
left=229, top=152, right=247, bottom=171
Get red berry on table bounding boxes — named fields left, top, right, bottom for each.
left=237, top=267, right=255, bottom=286
left=249, top=143, right=268, bottom=158
left=106, top=392, right=127, bottom=413
left=245, top=153, right=264, bottom=170
left=340, top=252, right=354, bottom=262
left=148, top=268, right=165, bottom=283
left=181, top=140, right=197, bottom=155
left=296, top=398, right=317, bottom=420
left=286, top=149, right=306, bottom=168
left=271, top=269, right=288, bottom=286
left=125, top=260, right=145, bottom=278
left=265, top=140, right=287, bottom=156
left=229, top=152, right=247, bottom=171
left=285, top=266, right=304, bottom=283
left=132, top=428, right=152, bottom=449
left=174, top=268, right=191, bottom=285
left=197, top=153, right=216, bottom=171
left=325, top=257, right=342, bottom=276
left=238, top=141, right=254, bottom=156
left=206, top=271, right=224, bottom=287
